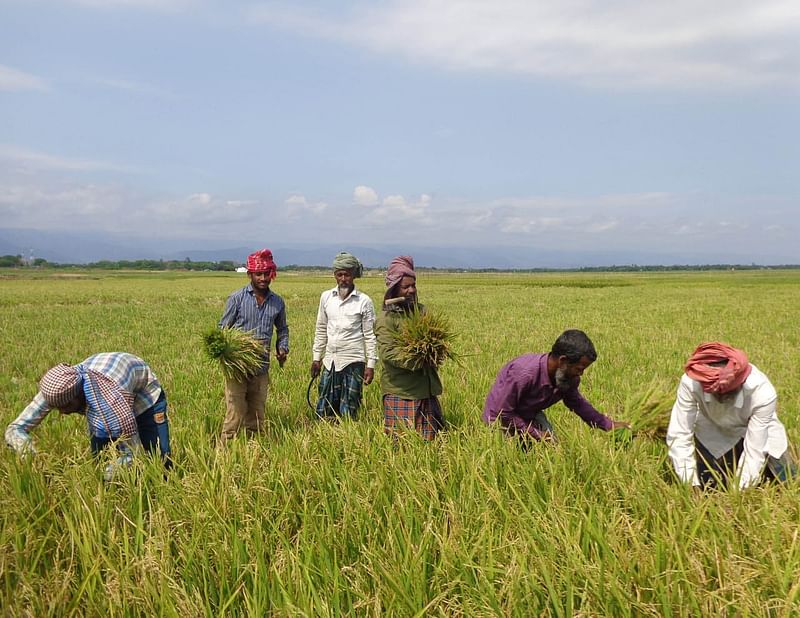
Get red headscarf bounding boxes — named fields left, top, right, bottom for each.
left=384, top=255, right=416, bottom=300
left=246, top=249, right=277, bottom=280
left=684, top=342, right=752, bottom=394
left=385, top=255, right=415, bottom=288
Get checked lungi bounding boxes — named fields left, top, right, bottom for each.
left=383, top=394, right=444, bottom=441
left=316, top=362, right=365, bottom=420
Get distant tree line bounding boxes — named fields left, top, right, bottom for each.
left=1, top=254, right=798, bottom=272
left=429, top=264, right=800, bottom=273
left=0, top=255, right=240, bottom=271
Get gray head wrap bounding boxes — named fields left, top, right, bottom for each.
left=332, top=252, right=363, bottom=278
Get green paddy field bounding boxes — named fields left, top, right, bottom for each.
left=1, top=269, right=799, bottom=616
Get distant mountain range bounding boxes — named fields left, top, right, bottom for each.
left=1, top=228, right=796, bottom=269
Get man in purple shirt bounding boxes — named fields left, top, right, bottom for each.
left=482, top=329, right=628, bottom=444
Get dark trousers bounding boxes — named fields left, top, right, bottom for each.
left=90, top=392, right=172, bottom=469
left=695, top=438, right=795, bottom=489
left=504, top=411, right=557, bottom=450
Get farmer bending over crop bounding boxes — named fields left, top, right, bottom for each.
left=482, top=330, right=629, bottom=446
left=5, top=352, right=172, bottom=480
left=666, top=342, right=796, bottom=490
left=375, top=255, right=444, bottom=440
left=219, top=249, right=289, bottom=440
left=310, top=252, right=378, bottom=420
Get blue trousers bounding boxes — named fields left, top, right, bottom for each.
left=90, top=392, right=172, bottom=469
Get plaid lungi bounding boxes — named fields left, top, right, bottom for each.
left=316, top=362, right=365, bottom=419
left=383, top=394, right=443, bottom=441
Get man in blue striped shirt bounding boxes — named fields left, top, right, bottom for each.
left=219, top=249, right=290, bottom=440
left=5, top=352, right=172, bottom=480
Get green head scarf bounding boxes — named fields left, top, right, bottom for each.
left=332, top=252, right=364, bottom=278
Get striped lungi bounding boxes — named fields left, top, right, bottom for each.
left=383, top=394, right=444, bottom=441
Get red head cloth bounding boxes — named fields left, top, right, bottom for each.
left=385, top=255, right=416, bottom=289
left=684, top=342, right=752, bottom=394
left=40, top=363, right=82, bottom=408
left=246, top=249, right=277, bottom=279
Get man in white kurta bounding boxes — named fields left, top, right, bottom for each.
left=667, top=342, right=795, bottom=490
left=310, top=252, right=378, bottom=419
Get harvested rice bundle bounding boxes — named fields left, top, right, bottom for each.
left=391, top=306, right=457, bottom=370
left=624, top=379, right=675, bottom=439
left=203, top=326, right=264, bottom=380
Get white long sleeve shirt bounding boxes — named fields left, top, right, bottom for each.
left=666, top=364, right=788, bottom=489
left=312, top=287, right=378, bottom=371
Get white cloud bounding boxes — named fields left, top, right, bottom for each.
left=64, top=0, right=195, bottom=11
left=587, top=220, right=619, bottom=233
left=365, top=192, right=434, bottom=226
left=249, top=1, right=800, bottom=90
left=0, top=65, right=48, bottom=92
left=0, top=182, right=130, bottom=228
left=285, top=193, right=328, bottom=217
left=498, top=215, right=566, bottom=234
left=128, top=192, right=276, bottom=235
left=89, top=76, right=175, bottom=99
left=381, top=194, right=406, bottom=208
left=188, top=192, right=212, bottom=205
left=353, top=185, right=379, bottom=206
left=0, top=162, right=795, bottom=257
left=0, top=144, right=140, bottom=173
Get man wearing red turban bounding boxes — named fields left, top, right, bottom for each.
left=218, top=249, right=289, bottom=440
left=666, top=342, right=795, bottom=489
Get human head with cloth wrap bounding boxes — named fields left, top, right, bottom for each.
left=246, top=248, right=277, bottom=295
left=665, top=341, right=797, bottom=490
left=684, top=341, right=752, bottom=400
left=384, top=255, right=417, bottom=307
left=331, top=251, right=363, bottom=300
left=39, top=363, right=86, bottom=413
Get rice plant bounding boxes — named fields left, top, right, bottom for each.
left=623, top=379, right=676, bottom=439
left=390, top=306, right=458, bottom=370
left=202, top=325, right=265, bottom=380
left=2, top=269, right=800, bottom=615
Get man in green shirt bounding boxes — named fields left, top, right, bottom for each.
left=374, top=255, right=443, bottom=440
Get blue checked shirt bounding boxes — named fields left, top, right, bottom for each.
left=5, top=352, right=163, bottom=449
left=219, top=283, right=290, bottom=373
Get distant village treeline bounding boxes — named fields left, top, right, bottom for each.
left=1, top=254, right=799, bottom=273
left=0, top=255, right=239, bottom=271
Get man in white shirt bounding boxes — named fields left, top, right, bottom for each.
left=310, top=252, right=378, bottom=420
left=666, top=342, right=796, bottom=490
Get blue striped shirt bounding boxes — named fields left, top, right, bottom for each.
left=219, top=284, right=290, bottom=372
left=5, top=352, right=163, bottom=443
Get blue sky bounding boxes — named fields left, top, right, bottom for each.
left=1, top=0, right=799, bottom=264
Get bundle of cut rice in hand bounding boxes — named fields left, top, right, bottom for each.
left=391, top=307, right=458, bottom=371
left=623, top=379, right=675, bottom=439
left=203, top=326, right=264, bottom=380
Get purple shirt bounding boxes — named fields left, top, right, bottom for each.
left=482, top=353, right=612, bottom=438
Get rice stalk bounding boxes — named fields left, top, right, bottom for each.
left=390, top=306, right=458, bottom=370
left=202, top=326, right=265, bottom=380
left=624, top=379, right=675, bottom=439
